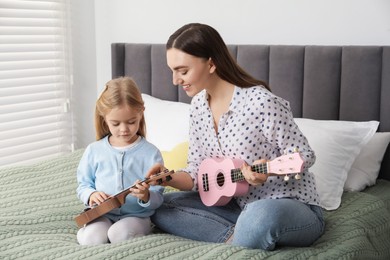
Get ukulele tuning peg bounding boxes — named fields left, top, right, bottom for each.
left=283, top=175, right=290, bottom=181
left=294, top=173, right=301, bottom=180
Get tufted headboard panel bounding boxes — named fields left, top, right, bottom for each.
left=111, top=43, right=390, bottom=180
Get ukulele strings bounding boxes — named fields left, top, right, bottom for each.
left=200, top=157, right=299, bottom=187
left=109, top=171, right=173, bottom=198
left=201, top=163, right=268, bottom=187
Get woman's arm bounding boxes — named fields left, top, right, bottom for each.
left=146, top=164, right=194, bottom=191
left=166, top=170, right=194, bottom=190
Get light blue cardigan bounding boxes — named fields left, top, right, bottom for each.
left=76, top=136, right=164, bottom=220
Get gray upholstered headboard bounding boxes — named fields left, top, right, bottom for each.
left=111, top=43, right=390, bottom=181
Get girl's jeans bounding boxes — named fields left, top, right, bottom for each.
left=151, top=191, right=325, bottom=250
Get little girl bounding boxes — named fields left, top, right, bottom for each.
left=76, top=77, right=164, bottom=245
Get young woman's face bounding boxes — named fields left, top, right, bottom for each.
left=167, top=48, right=215, bottom=97
left=104, top=104, right=142, bottom=147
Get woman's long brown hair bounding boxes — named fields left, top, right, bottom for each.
left=166, top=23, right=270, bottom=91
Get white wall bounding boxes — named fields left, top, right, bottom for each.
left=71, top=0, right=97, bottom=148
left=73, top=0, right=390, bottom=147
left=94, top=0, right=390, bottom=91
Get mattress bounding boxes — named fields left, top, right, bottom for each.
left=1, top=149, right=389, bottom=259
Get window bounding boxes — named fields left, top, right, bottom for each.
left=0, top=0, right=74, bottom=168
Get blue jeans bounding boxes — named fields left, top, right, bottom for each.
left=151, top=191, right=325, bottom=250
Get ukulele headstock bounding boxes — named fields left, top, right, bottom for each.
left=268, top=152, right=304, bottom=181
left=148, top=169, right=174, bottom=185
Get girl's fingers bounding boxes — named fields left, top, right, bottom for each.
left=89, top=191, right=108, bottom=206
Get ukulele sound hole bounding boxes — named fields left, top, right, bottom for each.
left=216, top=172, right=225, bottom=187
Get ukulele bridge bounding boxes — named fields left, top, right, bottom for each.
left=201, top=173, right=209, bottom=191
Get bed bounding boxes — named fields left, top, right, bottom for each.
left=1, top=44, right=389, bottom=259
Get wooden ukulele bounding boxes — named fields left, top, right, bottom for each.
left=197, top=152, right=304, bottom=206
left=74, top=170, right=174, bottom=227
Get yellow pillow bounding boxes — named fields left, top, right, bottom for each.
left=161, top=142, right=189, bottom=171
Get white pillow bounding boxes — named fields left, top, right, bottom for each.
left=344, top=132, right=390, bottom=192
left=142, top=94, right=190, bottom=151
left=294, top=118, right=379, bottom=210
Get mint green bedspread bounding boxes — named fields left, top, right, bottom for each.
left=1, top=150, right=389, bottom=260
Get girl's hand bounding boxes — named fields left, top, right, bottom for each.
left=241, top=159, right=268, bottom=186
left=89, top=191, right=109, bottom=207
left=129, top=180, right=150, bottom=203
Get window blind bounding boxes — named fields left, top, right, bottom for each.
left=0, top=0, right=74, bottom=168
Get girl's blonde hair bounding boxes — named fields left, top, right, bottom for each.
left=94, top=77, right=146, bottom=140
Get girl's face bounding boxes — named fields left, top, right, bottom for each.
left=104, top=104, right=143, bottom=147
left=167, top=48, right=215, bottom=97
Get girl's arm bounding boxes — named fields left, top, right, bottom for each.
left=76, top=146, right=99, bottom=205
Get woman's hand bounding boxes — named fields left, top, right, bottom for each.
left=145, top=163, right=194, bottom=191
left=129, top=180, right=150, bottom=203
left=241, top=159, right=268, bottom=186
left=145, top=163, right=170, bottom=186
left=89, top=191, right=109, bottom=207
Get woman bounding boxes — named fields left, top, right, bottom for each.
left=147, top=23, right=324, bottom=250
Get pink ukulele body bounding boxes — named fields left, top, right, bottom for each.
left=197, top=153, right=304, bottom=206
left=198, top=158, right=249, bottom=207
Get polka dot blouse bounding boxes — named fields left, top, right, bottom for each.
left=183, top=86, right=320, bottom=209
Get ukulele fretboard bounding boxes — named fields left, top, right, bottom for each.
left=230, top=163, right=267, bottom=183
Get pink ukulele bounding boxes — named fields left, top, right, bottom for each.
left=197, top=152, right=304, bottom=206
